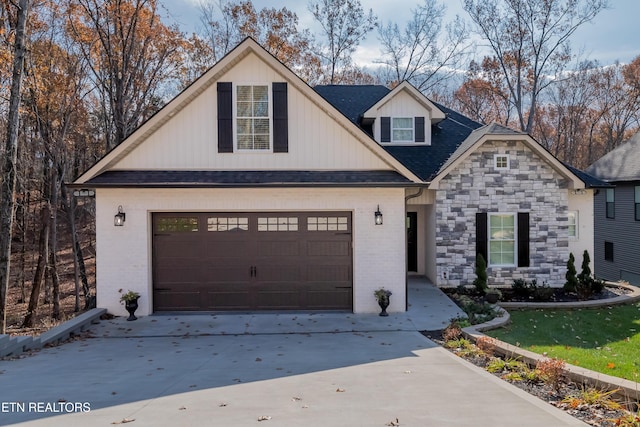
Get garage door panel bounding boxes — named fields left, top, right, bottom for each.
left=306, top=265, right=351, bottom=282
left=154, top=289, right=202, bottom=311
left=307, top=240, right=350, bottom=257
left=205, top=289, right=252, bottom=310
left=153, top=212, right=352, bottom=312
left=257, top=240, right=300, bottom=257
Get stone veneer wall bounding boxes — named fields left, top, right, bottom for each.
left=435, top=140, right=570, bottom=287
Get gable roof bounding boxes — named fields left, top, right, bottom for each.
left=586, top=131, right=640, bottom=182
left=315, top=85, right=483, bottom=180
left=428, top=123, right=587, bottom=190
left=73, top=38, right=422, bottom=186
left=362, top=81, right=446, bottom=123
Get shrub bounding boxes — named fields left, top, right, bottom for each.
left=561, top=386, right=622, bottom=411
left=578, top=249, right=592, bottom=283
left=536, top=357, right=566, bottom=391
left=533, top=282, right=555, bottom=301
left=442, top=322, right=462, bottom=342
left=512, top=278, right=543, bottom=299
left=473, top=253, right=488, bottom=294
left=475, top=336, right=496, bottom=356
left=564, top=252, right=578, bottom=293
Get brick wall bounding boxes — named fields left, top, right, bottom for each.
left=95, top=187, right=406, bottom=316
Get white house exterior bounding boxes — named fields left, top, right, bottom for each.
left=73, top=38, right=599, bottom=317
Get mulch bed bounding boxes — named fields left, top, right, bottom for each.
left=421, top=329, right=639, bottom=426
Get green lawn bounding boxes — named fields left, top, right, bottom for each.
left=485, top=302, right=640, bottom=381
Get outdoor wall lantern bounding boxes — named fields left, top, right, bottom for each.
left=114, top=205, right=126, bottom=226
left=374, top=205, right=383, bottom=225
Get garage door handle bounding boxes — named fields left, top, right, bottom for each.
left=155, top=288, right=170, bottom=291
left=250, top=266, right=257, bottom=277
left=335, top=286, right=352, bottom=289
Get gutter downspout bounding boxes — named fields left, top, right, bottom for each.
left=404, top=187, right=425, bottom=311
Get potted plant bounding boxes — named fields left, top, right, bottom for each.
left=119, top=290, right=140, bottom=321
left=373, top=288, right=392, bottom=316
left=485, top=288, right=502, bottom=304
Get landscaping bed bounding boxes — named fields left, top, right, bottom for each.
left=423, top=325, right=640, bottom=427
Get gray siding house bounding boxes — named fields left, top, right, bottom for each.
left=587, top=132, right=640, bottom=285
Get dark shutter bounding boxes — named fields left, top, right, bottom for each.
left=381, top=117, right=391, bottom=142
left=415, top=117, right=425, bottom=142
left=217, top=82, right=233, bottom=153
left=272, top=82, right=288, bottom=153
left=517, top=212, right=530, bottom=267
left=476, top=212, right=488, bottom=263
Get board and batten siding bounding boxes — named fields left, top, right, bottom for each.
left=373, top=90, right=432, bottom=145
left=95, top=187, right=406, bottom=317
left=593, top=183, right=640, bottom=284
left=112, top=53, right=390, bottom=172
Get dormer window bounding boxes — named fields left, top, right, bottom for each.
left=392, top=118, right=414, bottom=142
left=380, top=116, right=426, bottom=144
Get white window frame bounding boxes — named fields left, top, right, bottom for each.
left=567, top=211, right=578, bottom=239
left=234, top=83, right=272, bottom=152
left=391, top=117, right=414, bottom=143
left=488, top=213, right=516, bottom=267
left=494, top=154, right=510, bottom=170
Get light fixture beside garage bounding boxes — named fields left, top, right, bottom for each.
left=114, top=205, right=126, bottom=226
left=374, top=205, right=383, bottom=225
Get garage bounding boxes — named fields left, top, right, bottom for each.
left=152, top=212, right=353, bottom=311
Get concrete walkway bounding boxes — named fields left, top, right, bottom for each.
left=0, top=278, right=587, bottom=426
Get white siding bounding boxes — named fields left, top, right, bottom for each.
left=568, top=189, right=595, bottom=264
left=95, top=187, right=406, bottom=317
left=113, top=53, right=390, bottom=172
left=373, top=90, right=433, bottom=145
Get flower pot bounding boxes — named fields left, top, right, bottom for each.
left=125, top=298, right=139, bottom=321
left=377, top=296, right=390, bottom=316
left=485, top=292, right=500, bottom=304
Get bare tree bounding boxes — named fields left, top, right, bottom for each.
left=68, top=0, right=184, bottom=148
left=309, top=0, right=377, bottom=84
left=463, top=0, right=609, bottom=133
left=0, top=0, right=30, bottom=334
left=376, top=0, right=469, bottom=93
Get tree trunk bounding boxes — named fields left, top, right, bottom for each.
left=22, top=205, right=50, bottom=328
left=61, top=183, right=82, bottom=312
left=49, top=170, right=61, bottom=320
left=0, top=0, right=31, bottom=333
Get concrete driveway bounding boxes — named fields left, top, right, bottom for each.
left=0, top=281, right=586, bottom=426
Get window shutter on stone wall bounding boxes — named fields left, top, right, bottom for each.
left=476, top=212, right=488, bottom=263
left=517, top=212, right=530, bottom=267
left=272, top=82, right=288, bottom=153
left=217, top=82, right=233, bottom=153
left=381, top=117, right=391, bottom=142
left=415, top=117, right=425, bottom=142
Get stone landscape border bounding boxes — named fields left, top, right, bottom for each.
left=462, top=282, right=640, bottom=403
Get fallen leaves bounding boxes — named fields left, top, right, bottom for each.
left=111, top=419, right=135, bottom=424
left=257, top=415, right=271, bottom=421
left=335, top=388, right=345, bottom=392
left=386, top=418, right=400, bottom=426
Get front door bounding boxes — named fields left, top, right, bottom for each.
left=407, top=212, right=417, bottom=272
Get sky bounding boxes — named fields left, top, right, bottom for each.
left=162, top=0, right=640, bottom=67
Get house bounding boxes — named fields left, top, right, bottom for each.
left=586, top=132, right=640, bottom=285
left=71, top=38, right=598, bottom=317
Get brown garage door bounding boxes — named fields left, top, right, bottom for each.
left=152, top=212, right=352, bottom=311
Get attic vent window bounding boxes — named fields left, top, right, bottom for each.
left=494, top=154, right=510, bottom=170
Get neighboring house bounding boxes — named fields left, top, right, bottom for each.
left=71, top=38, right=598, bottom=317
left=586, top=132, right=640, bottom=285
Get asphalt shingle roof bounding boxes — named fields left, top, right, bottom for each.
left=85, top=170, right=413, bottom=187
left=586, top=131, right=640, bottom=182
left=314, top=85, right=483, bottom=181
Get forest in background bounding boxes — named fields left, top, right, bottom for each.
left=0, top=0, right=638, bottom=333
